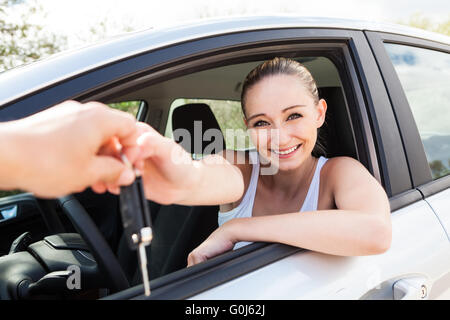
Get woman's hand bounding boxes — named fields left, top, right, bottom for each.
left=187, top=221, right=237, bottom=267
left=103, top=122, right=200, bottom=205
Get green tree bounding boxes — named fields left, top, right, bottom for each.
left=399, top=13, right=450, bottom=36
left=108, top=101, right=141, bottom=117
left=429, top=160, right=449, bottom=179
left=0, top=0, right=67, bottom=197
left=0, top=0, right=67, bottom=72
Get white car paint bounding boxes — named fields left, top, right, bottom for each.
left=426, top=188, right=450, bottom=241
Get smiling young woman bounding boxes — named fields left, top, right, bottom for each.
left=115, top=57, right=392, bottom=266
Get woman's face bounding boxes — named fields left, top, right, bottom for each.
left=244, top=74, right=326, bottom=171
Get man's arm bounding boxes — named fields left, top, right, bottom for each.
left=0, top=101, right=140, bottom=198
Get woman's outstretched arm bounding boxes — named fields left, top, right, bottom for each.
left=187, top=157, right=392, bottom=266
left=105, top=124, right=245, bottom=206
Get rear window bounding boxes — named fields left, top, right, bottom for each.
left=385, top=43, right=450, bottom=180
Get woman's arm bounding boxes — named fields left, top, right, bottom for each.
left=188, top=157, right=392, bottom=265
left=180, top=150, right=246, bottom=206
left=108, top=128, right=245, bottom=206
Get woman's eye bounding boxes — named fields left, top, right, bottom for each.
left=287, top=113, right=302, bottom=120
left=254, top=120, right=269, bottom=127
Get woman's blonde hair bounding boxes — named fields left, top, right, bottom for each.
left=241, top=57, right=326, bottom=158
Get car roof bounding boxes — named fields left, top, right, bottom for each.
left=1, top=15, right=449, bottom=107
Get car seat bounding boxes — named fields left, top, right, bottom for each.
left=171, top=103, right=226, bottom=156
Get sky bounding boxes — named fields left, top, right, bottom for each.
left=10, top=0, right=450, bottom=48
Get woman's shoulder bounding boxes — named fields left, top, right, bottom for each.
left=322, top=156, right=363, bottom=171
left=321, top=156, right=375, bottom=189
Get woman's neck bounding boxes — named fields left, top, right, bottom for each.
left=259, top=155, right=318, bottom=200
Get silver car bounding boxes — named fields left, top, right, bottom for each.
left=0, top=16, right=449, bottom=300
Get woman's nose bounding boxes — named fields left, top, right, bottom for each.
left=268, top=127, right=291, bottom=149
left=279, top=126, right=293, bottom=146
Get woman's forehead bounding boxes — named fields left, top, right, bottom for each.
left=245, top=74, right=315, bottom=114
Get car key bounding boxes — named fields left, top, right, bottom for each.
left=119, top=153, right=152, bottom=296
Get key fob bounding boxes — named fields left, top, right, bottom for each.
left=119, top=176, right=152, bottom=250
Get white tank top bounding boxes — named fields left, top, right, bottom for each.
left=218, top=150, right=328, bottom=250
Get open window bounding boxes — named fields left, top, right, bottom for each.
left=97, top=51, right=361, bottom=288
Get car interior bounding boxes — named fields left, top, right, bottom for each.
left=0, top=54, right=358, bottom=299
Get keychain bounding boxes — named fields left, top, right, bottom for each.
left=119, top=153, right=152, bottom=296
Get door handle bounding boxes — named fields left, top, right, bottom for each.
left=393, top=276, right=429, bottom=300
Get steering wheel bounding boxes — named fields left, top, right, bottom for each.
left=54, top=195, right=129, bottom=293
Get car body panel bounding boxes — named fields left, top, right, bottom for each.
left=190, top=200, right=450, bottom=299
left=426, top=188, right=450, bottom=241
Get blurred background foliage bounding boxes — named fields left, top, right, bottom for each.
left=107, top=100, right=141, bottom=117
left=398, top=13, right=450, bottom=36
left=165, top=98, right=252, bottom=150
left=0, top=0, right=67, bottom=72
left=1, top=1, right=448, bottom=73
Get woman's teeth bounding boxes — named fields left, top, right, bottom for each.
left=272, top=144, right=301, bottom=155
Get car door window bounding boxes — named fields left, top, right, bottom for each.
left=107, top=100, right=144, bottom=118
left=165, top=98, right=253, bottom=152
left=384, top=44, right=450, bottom=179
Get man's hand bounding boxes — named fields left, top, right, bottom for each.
left=0, top=100, right=140, bottom=198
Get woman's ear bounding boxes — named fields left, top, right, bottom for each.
left=316, top=99, right=327, bottom=128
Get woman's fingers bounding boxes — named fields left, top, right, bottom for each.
left=187, top=251, right=207, bottom=267
left=136, top=131, right=172, bottom=160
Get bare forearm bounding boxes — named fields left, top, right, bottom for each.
left=227, top=210, right=392, bottom=256
left=177, top=154, right=244, bottom=206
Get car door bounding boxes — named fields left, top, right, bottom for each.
left=365, top=31, right=450, bottom=299
left=0, top=192, right=49, bottom=255
left=185, top=29, right=450, bottom=301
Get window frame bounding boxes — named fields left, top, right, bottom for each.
left=93, top=30, right=397, bottom=299
left=365, top=31, right=450, bottom=197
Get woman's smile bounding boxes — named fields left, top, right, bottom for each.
left=271, top=143, right=302, bottom=158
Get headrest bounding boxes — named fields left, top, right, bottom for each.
left=172, top=103, right=226, bottom=155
